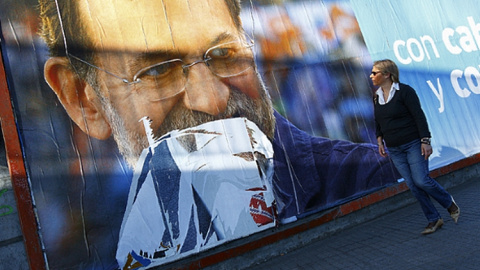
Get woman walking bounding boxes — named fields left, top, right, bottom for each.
left=371, top=59, right=460, bottom=235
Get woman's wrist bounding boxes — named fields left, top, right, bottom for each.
left=377, top=137, right=384, bottom=146
left=421, top=137, right=431, bottom=145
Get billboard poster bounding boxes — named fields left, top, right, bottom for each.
left=1, top=0, right=400, bottom=269
left=351, top=0, right=480, bottom=169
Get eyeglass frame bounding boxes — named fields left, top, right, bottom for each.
left=66, top=38, right=256, bottom=86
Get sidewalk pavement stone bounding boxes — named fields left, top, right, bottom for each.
left=1, top=165, right=29, bottom=270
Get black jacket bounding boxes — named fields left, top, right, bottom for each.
left=374, top=83, right=431, bottom=147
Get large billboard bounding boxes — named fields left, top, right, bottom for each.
left=1, top=0, right=403, bottom=269
left=351, top=0, right=480, bottom=169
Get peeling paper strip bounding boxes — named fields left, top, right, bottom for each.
left=117, top=118, right=275, bottom=269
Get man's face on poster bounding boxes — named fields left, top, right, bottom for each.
left=45, top=0, right=275, bottom=167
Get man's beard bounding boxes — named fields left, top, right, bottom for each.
left=101, top=78, right=275, bottom=168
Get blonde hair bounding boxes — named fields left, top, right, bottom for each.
left=373, top=59, right=400, bottom=83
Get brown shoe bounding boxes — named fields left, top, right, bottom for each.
left=421, top=219, right=443, bottom=235
left=448, top=198, right=460, bottom=223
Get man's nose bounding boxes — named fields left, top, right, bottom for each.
left=182, top=64, right=229, bottom=116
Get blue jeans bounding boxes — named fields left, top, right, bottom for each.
left=388, top=139, right=453, bottom=223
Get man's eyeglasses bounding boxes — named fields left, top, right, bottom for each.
left=371, top=71, right=383, bottom=76
left=67, top=39, right=255, bottom=100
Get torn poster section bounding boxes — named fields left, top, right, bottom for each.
left=116, top=118, right=276, bottom=269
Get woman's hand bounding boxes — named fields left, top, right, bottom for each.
left=377, top=136, right=388, bottom=157
left=378, top=144, right=388, bottom=158
left=421, top=143, right=433, bottom=159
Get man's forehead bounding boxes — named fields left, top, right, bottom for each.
left=76, top=0, right=238, bottom=52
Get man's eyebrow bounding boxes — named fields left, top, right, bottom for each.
left=208, top=32, right=239, bottom=47
left=129, top=50, right=181, bottom=71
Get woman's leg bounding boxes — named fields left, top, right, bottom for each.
left=388, top=141, right=441, bottom=223
left=405, top=140, right=453, bottom=209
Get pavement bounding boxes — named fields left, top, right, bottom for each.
left=247, top=176, right=480, bottom=270
left=1, top=138, right=479, bottom=270
left=0, top=165, right=30, bottom=270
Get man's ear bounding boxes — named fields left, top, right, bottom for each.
left=44, top=57, right=112, bottom=140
